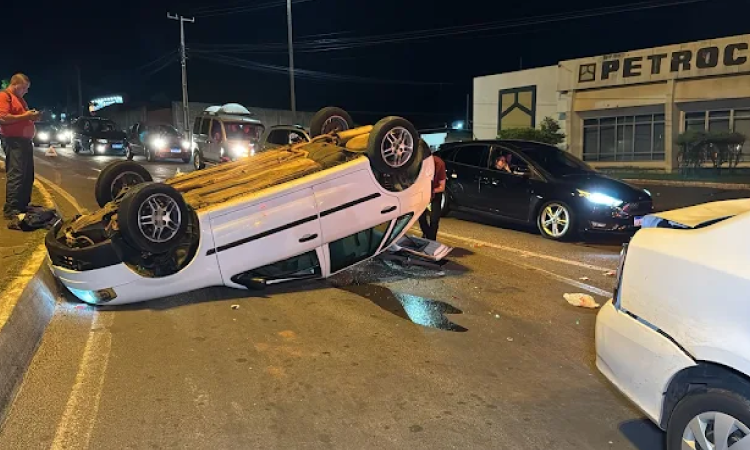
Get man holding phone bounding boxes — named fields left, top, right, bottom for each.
left=0, top=73, right=41, bottom=222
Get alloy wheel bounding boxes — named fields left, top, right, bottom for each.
left=380, top=126, right=414, bottom=169
left=137, top=193, right=182, bottom=243
left=682, top=411, right=750, bottom=449
left=110, top=171, right=146, bottom=200
left=540, top=203, right=570, bottom=238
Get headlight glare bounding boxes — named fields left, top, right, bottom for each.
left=577, top=189, right=624, bottom=207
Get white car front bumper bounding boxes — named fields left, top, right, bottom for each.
left=595, top=300, right=696, bottom=427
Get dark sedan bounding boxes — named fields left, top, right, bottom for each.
left=126, top=123, right=192, bottom=163
left=72, top=117, right=129, bottom=156
left=435, top=140, right=653, bottom=240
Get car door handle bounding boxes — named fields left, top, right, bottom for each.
left=299, top=234, right=318, bottom=243
left=479, top=177, right=490, bottom=185
left=381, top=206, right=397, bottom=214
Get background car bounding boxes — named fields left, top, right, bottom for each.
left=434, top=140, right=653, bottom=240
left=126, top=122, right=191, bottom=162
left=72, top=117, right=129, bottom=156
left=596, top=199, right=750, bottom=450
left=191, top=103, right=265, bottom=170
left=259, top=125, right=311, bottom=151
left=46, top=107, right=431, bottom=306
left=33, top=121, right=67, bottom=147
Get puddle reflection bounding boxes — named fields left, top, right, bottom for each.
left=342, top=284, right=467, bottom=332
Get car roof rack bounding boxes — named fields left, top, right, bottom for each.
left=202, top=103, right=255, bottom=117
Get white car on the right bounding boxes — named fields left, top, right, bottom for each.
left=596, top=198, right=750, bottom=450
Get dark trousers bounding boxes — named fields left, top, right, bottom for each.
left=3, top=137, right=34, bottom=217
left=419, top=192, right=443, bottom=241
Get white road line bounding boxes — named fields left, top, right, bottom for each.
left=50, top=311, right=114, bottom=450
left=436, top=231, right=613, bottom=272
left=91, top=168, right=101, bottom=173
left=35, top=174, right=89, bottom=215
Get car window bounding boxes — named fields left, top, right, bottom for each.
left=489, top=148, right=530, bottom=176
left=224, top=121, right=264, bottom=142
left=453, top=145, right=490, bottom=167
left=247, top=250, right=321, bottom=280
left=329, top=221, right=392, bottom=273
left=267, top=129, right=290, bottom=146
left=193, top=118, right=202, bottom=135
left=199, top=118, right=211, bottom=135
left=383, top=213, right=414, bottom=249
left=210, top=120, right=223, bottom=142
left=289, top=130, right=308, bottom=143
left=504, top=141, right=593, bottom=177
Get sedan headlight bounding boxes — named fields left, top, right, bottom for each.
left=152, top=137, right=167, bottom=149
left=577, top=189, right=624, bottom=208
left=181, top=140, right=191, bottom=150
left=231, top=144, right=249, bottom=157
left=97, top=139, right=108, bottom=144
left=38, top=132, right=50, bottom=141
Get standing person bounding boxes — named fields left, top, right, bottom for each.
left=418, top=140, right=447, bottom=241
left=0, top=74, right=40, bottom=223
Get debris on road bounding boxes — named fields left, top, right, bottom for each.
left=45, top=146, right=58, bottom=157
left=507, top=337, right=514, bottom=342
left=231, top=304, right=240, bottom=310
left=563, top=293, right=601, bottom=309
left=579, top=276, right=590, bottom=281
left=604, top=270, right=616, bottom=277
left=495, top=314, right=500, bottom=319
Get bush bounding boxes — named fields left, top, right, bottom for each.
left=676, top=130, right=746, bottom=175
left=497, top=116, right=565, bottom=145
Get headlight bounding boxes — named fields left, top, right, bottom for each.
left=577, top=189, right=624, bottom=207
left=67, top=287, right=117, bottom=304
left=181, top=140, right=191, bottom=150
left=38, top=132, right=49, bottom=140
left=97, top=139, right=107, bottom=144
left=643, top=189, right=652, bottom=197
left=96, top=144, right=107, bottom=153
left=231, top=144, right=249, bottom=157
left=152, top=137, right=167, bottom=149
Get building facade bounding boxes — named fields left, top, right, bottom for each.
left=474, top=34, right=750, bottom=172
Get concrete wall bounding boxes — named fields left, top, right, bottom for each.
left=473, top=66, right=563, bottom=140
left=174, top=103, right=316, bottom=133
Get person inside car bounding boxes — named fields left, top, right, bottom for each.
left=494, top=153, right=512, bottom=173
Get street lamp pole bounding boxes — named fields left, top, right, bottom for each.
left=168, top=13, right=195, bottom=140
left=286, top=0, right=297, bottom=118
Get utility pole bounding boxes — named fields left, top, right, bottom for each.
left=75, top=65, right=82, bottom=116
left=466, top=93, right=470, bottom=130
left=285, top=0, right=297, bottom=118
left=168, top=13, right=194, bottom=140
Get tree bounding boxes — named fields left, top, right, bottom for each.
left=1, top=79, right=8, bottom=90
left=676, top=130, right=746, bottom=175
left=497, top=116, right=565, bottom=145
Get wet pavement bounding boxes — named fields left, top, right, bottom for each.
left=1, top=145, right=746, bottom=449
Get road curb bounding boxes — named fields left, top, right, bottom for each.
left=624, top=178, right=750, bottom=190
left=0, top=159, right=59, bottom=425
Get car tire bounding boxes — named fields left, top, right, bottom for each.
left=125, top=146, right=134, bottom=161
left=95, top=160, right=154, bottom=207
left=666, top=388, right=750, bottom=450
left=440, top=191, right=451, bottom=217
left=118, top=183, right=189, bottom=254
left=367, top=117, right=423, bottom=176
left=146, top=148, right=154, bottom=162
left=193, top=151, right=205, bottom=170
left=73, top=142, right=81, bottom=154
left=537, top=200, right=575, bottom=241
left=309, top=107, right=355, bottom=137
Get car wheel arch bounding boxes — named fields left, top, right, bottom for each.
left=660, top=361, right=750, bottom=430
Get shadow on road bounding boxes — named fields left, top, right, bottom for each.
left=619, top=419, right=665, bottom=450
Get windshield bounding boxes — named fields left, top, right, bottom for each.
left=224, top=122, right=263, bottom=141
left=155, top=125, right=180, bottom=136
left=94, top=120, right=118, bottom=132
left=36, top=122, right=55, bottom=129
left=510, top=142, right=593, bottom=177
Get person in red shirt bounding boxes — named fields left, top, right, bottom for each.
left=418, top=139, right=447, bottom=241
left=0, top=73, right=40, bottom=221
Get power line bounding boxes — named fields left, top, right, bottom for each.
left=192, top=0, right=314, bottom=18
left=192, top=0, right=713, bottom=52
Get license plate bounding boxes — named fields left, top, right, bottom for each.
left=171, top=148, right=182, bottom=153
left=634, top=216, right=644, bottom=227
left=112, top=143, right=123, bottom=149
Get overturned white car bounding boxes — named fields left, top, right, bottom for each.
left=45, top=108, right=434, bottom=305
left=596, top=198, right=750, bottom=450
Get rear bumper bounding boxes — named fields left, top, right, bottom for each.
left=595, top=300, right=696, bottom=427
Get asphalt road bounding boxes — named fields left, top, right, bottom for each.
left=1, top=146, right=748, bottom=450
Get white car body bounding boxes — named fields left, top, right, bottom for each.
left=596, top=199, right=750, bottom=428
left=51, top=155, right=435, bottom=305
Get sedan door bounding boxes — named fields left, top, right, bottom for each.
left=444, top=144, right=490, bottom=209
left=477, top=147, right=537, bottom=222
left=210, top=187, right=324, bottom=287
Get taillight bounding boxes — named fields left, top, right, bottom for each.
left=613, top=243, right=628, bottom=310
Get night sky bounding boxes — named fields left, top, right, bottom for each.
left=4, top=0, right=749, bottom=128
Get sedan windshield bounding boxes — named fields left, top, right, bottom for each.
left=94, top=120, right=118, bottom=132
left=511, top=142, right=593, bottom=177
left=224, top=122, right=263, bottom=141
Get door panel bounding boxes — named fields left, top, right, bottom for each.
left=313, top=169, right=400, bottom=244
left=211, top=187, right=323, bottom=285
left=446, top=144, right=490, bottom=208
left=478, top=147, right=536, bottom=221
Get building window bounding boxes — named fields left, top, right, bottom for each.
left=497, top=86, right=536, bottom=133
left=583, top=114, right=666, bottom=162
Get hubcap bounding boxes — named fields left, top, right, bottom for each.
left=194, top=154, right=200, bottom=169
left=541, top=203, right=570, bottom=238
left=381, top=127, right=414, bottom=169
left=682, top=411, right=750, bottom=450
left=321, top=115, right=349, bottom=134
left=137, top=193, right=182, bottom=243
left=111, top=171, right=145, bottom=200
